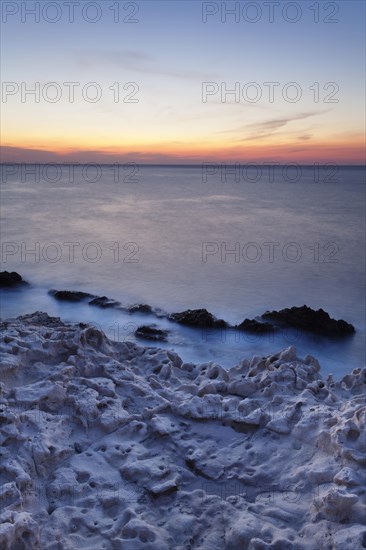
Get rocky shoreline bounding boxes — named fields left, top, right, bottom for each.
left=0, top=311, right=365, bottom=549
left=49, top=289, right=356, bottom=338
left=0, top=273, right=357, bottom=345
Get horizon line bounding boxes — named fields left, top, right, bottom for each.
left=1, top=162, right=365, bottom=167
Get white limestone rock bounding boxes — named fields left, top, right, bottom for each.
left=0, top=312, right=364, bottom=550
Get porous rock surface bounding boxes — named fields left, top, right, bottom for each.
left=0, top=312, right=365, bottom=549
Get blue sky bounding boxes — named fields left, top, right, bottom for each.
left=1, top=0, right=365, bottom=162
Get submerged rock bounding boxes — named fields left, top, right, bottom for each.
left=262, top=305, right=355, bottom=336
left=88, top=295, right=121, bottom=308
left=49, top=289, right=95, bottom=302
left=128, top=303, right=153, bottom=314
left=126, top=303, right=167, bottom=318
left=135, top=325, right=168, bottom=342
left=170, top=308, right=227, bottom=328
left=48, top=288, right=166, bottom=319
left=236, top=318, right=275, bottom=333
left=0, top=271, right=28, bottom=288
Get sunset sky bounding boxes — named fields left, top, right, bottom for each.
left=1, top=0, right=365, bottom=164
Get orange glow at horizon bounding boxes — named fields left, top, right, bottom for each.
left=2, top=135, right=365, bottom=164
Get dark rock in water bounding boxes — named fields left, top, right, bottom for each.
left=262, top=305, right=355, bottom=336
left=129, top=303, right=167, bottom=319
left=0, top=271, right=28, bottom=288
left=88, top=296, right=121, bottom=308
left=170, top=309, right=227, bottom=329
left=49, top=290, right=95, bottom=302
left=236, top=318, right=275, bottom=333
left=135, top=325, right=168, bottom=342
left=128, top=304, right=153, bottom=314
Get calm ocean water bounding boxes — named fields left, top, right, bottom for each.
left=1, top=165, right=365, bottom=377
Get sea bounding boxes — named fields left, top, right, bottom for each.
left=1, top=164, right=365, bottom=378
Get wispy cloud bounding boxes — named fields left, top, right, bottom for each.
left=79, top=49, right=218, bottom=81
left=221, top=110, right=329, bottom=141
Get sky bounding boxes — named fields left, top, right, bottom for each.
left=1, top=0, right=365, bottom=164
